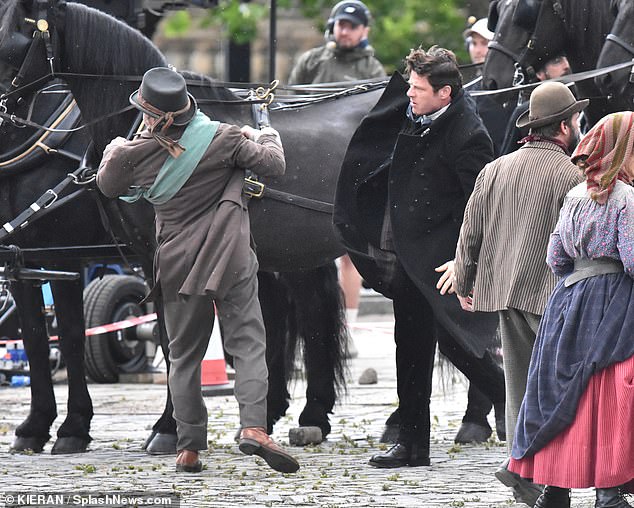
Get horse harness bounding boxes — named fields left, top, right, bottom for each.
left=487, top=0, right=565, bottom=85
left=0, top=79, right=344, bottom=253
left=604, top=34, right=634, bottom=84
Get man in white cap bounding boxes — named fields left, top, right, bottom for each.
left=464, top=18, right=494, bottom=67
left=438, top=81, right=587, bottom=505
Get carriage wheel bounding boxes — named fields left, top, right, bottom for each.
left=83, top=275, right=150, bottom=383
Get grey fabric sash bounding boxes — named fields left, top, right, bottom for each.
left=564, top=257, right=624, bottom=287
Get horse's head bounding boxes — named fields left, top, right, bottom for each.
left=0, top=0, right=167, bottom=151
left=482, top=0, right=566, bottom=92
left=595, top=0, right=634, bottom=100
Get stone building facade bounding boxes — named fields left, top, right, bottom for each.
left=152, top=9, right=325, bottom=84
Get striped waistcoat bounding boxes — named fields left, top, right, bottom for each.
left=454, top=140, right=584, bottom=315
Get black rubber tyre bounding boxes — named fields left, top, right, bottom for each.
left=83, top=275, right=149, bottom=383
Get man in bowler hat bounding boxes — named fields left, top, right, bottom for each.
left=97, top=67, right=300, bottom=474
left=439, top=81, right=586, bottom=505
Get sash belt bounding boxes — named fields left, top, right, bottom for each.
left=564, top=257, right=624, bottom=287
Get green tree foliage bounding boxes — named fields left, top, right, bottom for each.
left=163, top=0, right=477, bottom=72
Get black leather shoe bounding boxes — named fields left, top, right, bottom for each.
left=596, top=487, right=633, bottom=508
left=368, top=443, right=430, bottom=468
left=534, top=485, right=571, bottom=508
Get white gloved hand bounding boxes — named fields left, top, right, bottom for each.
left=240, top=125, right=261, bottom=142
left=240, top=125, right=281, bottom=144
left=102, top=136, right=128, bottom=157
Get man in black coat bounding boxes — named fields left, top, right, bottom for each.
left=334, top=46, right=505, bottom=467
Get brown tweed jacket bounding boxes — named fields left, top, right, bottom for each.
left=454, top=140, right=584, bottom=315
left=97, top=123, right=284, bottom=301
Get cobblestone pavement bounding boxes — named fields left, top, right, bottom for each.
left=0, top=314, right=599, bottom=507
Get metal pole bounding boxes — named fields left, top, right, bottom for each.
left=269, top=0, right=277, bottom=82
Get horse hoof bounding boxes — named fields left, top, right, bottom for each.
left=379, top=424, right=399, bottom=444
left=298, top=404, right=331, bottom=438
left=454, top=422, right=492, bottom=444
left=146, top=433, right=177, bottom=455
left=11, top=436, right=48, bottom=453
left=494, top=402, right=506, bottom=441
left=142, top=430, right=157, bottom=450
left=288, top=426, right=323, bottom=446
left=51, top=437, right=90, bottom=454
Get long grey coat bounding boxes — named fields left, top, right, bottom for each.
left=97, top=122, right=285, bottom=301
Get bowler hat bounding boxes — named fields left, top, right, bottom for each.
left=516, top=81, right=588, bottom=129
left=129, top=67, right=197, bottom=126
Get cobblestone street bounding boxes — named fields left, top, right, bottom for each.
left=0, top=314, right=598, bottom=507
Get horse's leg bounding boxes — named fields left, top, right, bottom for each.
left=10, top=280, right=57, bottom=453
left=282, top=263, right=348, bottom=439
left=436, top=327, right=506, bottom=442
left=145, top=298, right=178, bottom=455
left=49, top=279, right=93, bottom=454
left=454, top=383, right=494, bottom=444
left=379, top=408, right=401, bottom=444
left=258, top=272, right=291, bottom=434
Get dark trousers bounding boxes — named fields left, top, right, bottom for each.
left=392, top=268, right=505, bottom=448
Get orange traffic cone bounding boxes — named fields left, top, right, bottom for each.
left=201, top=321, right=234, bottom=396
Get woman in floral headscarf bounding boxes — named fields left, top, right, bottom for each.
left=507, top=112, right=634, bottom=508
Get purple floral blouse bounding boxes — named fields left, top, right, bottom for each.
left=547, top=180, right=634, bottom=277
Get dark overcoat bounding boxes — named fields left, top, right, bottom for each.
left=97, top=123, right=285, bottom=302
left=334, top=72, right=498, bottom=357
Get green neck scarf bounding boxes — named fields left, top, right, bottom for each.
left=121, top=111, right=219, bottom=205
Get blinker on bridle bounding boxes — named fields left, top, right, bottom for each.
left=487, top=0, right=565, bottom=86
left=0, top=0, right=58, bottom=126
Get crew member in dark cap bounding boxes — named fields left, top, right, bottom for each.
left=96, top=66, right=300, bottom=475
left=288, top=0, right=384, bottom=85
left=288, top=1, right=385, bottom=360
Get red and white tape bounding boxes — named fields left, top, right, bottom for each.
left=0, top=312, right=158, bottom=344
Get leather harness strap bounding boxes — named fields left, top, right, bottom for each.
left=242, top=178, right=334, bottom=214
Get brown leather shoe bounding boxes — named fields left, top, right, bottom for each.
left=239, top=427, right=300, bottom=473
left=175, top=449, right=202, bottom=473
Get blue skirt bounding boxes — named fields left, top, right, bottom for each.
left=512, top=272, right=634, bottom=459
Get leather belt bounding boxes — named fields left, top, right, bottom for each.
left=564, top=257, right=624, bottom=287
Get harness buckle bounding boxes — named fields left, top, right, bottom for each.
left=243, top=177, right=265, bottom=198
left=43, top=189, right=58, bottom=208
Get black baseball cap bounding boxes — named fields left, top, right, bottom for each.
left=333, top=1, right=369, bottom=26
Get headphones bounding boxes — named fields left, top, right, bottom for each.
left=324, top=0, right=372, bottom=39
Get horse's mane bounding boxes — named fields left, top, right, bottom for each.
left=179, top=70, right=240, bottom=102
left=61, top=2, right=167, bottom=150
left=63, top=3, right=166, bottom=77
left=560, top=0, right=613, bottom=69
left=0, top=0, right=21, bottom=46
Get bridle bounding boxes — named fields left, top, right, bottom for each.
left=603, top=34, right=634, bottom=84
left=0, top=0, right=60, bottom=127
left=487, top=0, right=565, bottom=85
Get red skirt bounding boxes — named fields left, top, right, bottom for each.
left=509, top=355, right=634, bottom=491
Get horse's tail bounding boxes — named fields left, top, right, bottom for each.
left=280, top=262, right=349, bottom=400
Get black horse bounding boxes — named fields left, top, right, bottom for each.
left=595, top=0, right=634, bottom=108
left=483, top=0, right=627, bottom=125
left=0, top=0, right=380, bottom=453
left=0, top=0, right=501, bottom=453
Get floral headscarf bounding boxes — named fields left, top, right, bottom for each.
left=571, top=111, right=634, bottom=204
